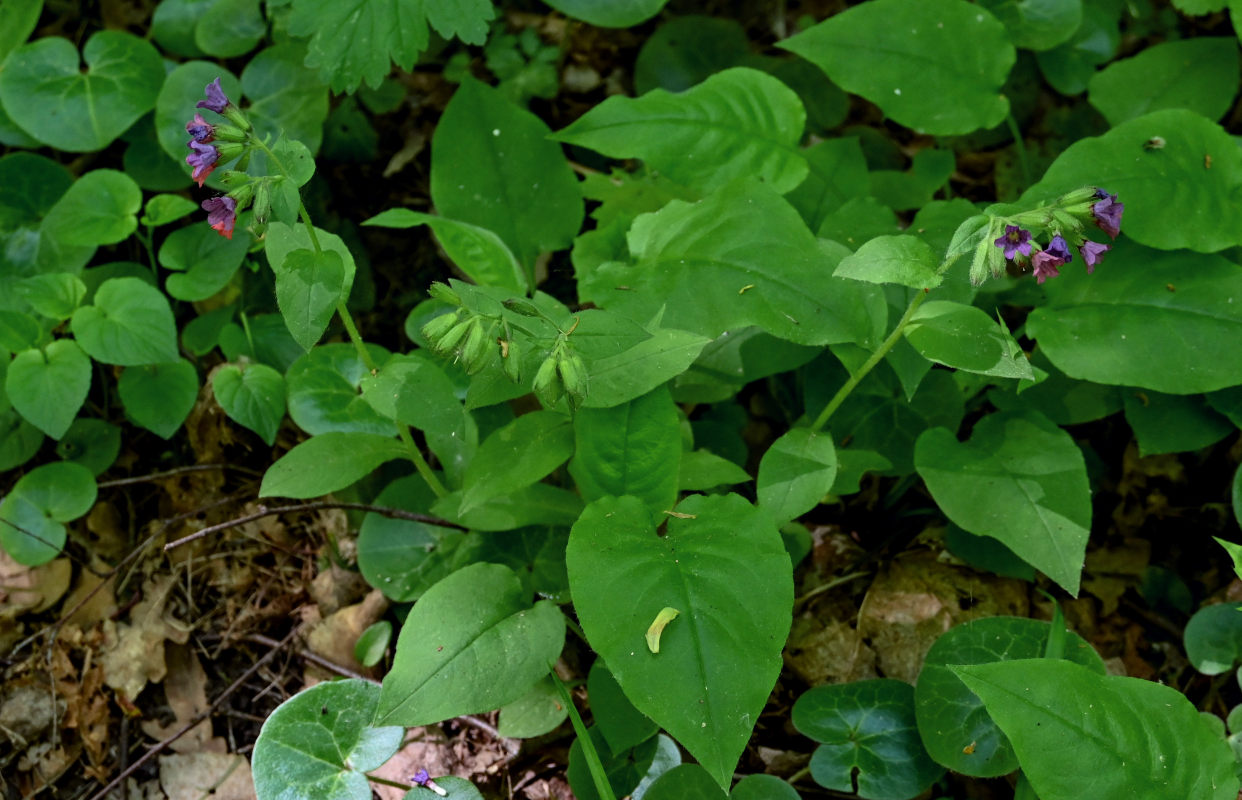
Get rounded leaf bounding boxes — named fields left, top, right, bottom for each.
left=497, top=675, right=568, bottom=739
left=118, top=360, right=199, bottom=439
left=0, top=462, right=96, bottom=565
left=6, top=339, right=91, bottom=439
left=212, top=362, right=286, bottom=446
left=756, top=428, right=837, bottom=526
left=1185, top=603, right=1242, bottom=676
left=542, top=0, right=669, bottom=27
left=56, top=418, right=122, bottom=476
left=71, top=277, right=179, bottom=366
left=41, top=170, right=142, bottom=247
left=643, top=764, right=728, bottom=800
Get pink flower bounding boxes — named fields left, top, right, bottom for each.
left=1079, top=241, right=1110, bottom=273
left=202, top=196, right=237, bottom=239
left=186, top=113, right=214, bottom=143
left=186, top=140, right=219, bottom=187
left=1031, top=250, right=1063, bottom=284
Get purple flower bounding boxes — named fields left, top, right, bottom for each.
left=197, top=77, right=230, bottom=113
left=202, top=196, right=236, bottom=239
left=1046, top=234, right=1073, bottom=263
left=1031, top=250, right=1063, bottom=284
left=995, top=225, right=1033, bottom=260
left=1080, top=240, right=1110, bottom=272
left=186, top=140, right=220, bottom=186
left=1092, top=190, right=1124, bottom=239
left=186, top=113, right=214, bottom=143
left=412, top=770, right=430, bottom=785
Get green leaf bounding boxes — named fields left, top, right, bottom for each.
left=730, top=774, right=800, bottom=800
left=431, top=484, right=583, bottom=533
left=678, top=449, right=751, bottom=492
left=498, top=675, right=568, bottom=739
left=632, top=15, right=751, bottom=95
left=242, top=44, right=331, bottom=154
left=252, top=679, right=404, bottom=800
left=159, top=223, right=251, bottom=302
left=431, top=78, right=583, bottom=268
left=0, top=462, right=96, bottom=565
left=265, top=223, right=358, bottom=325
left=55, top=418, right=121, bottom=476
left=212, top=362, right=287, bottom=446
left=905, top=301, right=1035, bottom=380
left=778, top=0, right=1015, bottom=135
left=287, top=343, right=395, bottom=436
left=0, top=312, right=41, bottom=351
left=71, top=277, right=179, bottom=366
left=405, top=778, right=483, bottom=800
left=259, top=432, right=406, bottom=498
left=978, top=0, right=1083, bottom=51
left=1216, top=536, right=1242, bottom=582
left=1185, top=603, right=1242, bottom=675
left=425, top=0, right=493, bottom=43
left=153, top=64, right=241, bottom=171
left=793, top=679, right=944, bottom=800
left=0, top=31, right=163, bottom=152
left=274, top=248, right=347, bottom=351
left=914, top=411, right=1091, bottom=596
left=833, top=235, right=941, bottom=289
left=1026, top=243, right=1242, bottom=393
left=1023, top=109, right=1242, bottom=252
left=554, top=68, right=807, bottom=194
left=0, top=0, right=41, bottom=64
left=308, top=4, right=423, bottom=84
left=196, top=0, right=265, bottom=58
left=1088, top=38, right=1239, bottom=126
left=587, top=660, right=658, bottom=754
left=358, top=351, right=459, bottom=433
left=567, top=494, right=792, bottom=789
left=1035, top=0, right=1120, bottom=95
left=541, top=0, right=669, bottom=27
left=785, top=137, right=871, bottom=230
left=914, top=616, right=1105, bottom=777
left=363, top=209, right=526, bottom=293
left=459, top=411, right=574, bottom=513
left=353, top=620, right=392, bottom=668
left=0, top=409, right=43, bottom=472
left=118, top=360, right=199, bottom=439
left=672, top=327, right=819, bottom=404
left=643, top=764, right=728, bottom=800
left=1123, top=390, right=1233, bottom=457
left=6, top=339, right=91, bottom=439
left=375, top=562, right=565, bottom=725
left=571, top=386, right=681, bottom=512
left=589, top=180, right=885, bottom=348
left=757, top=428, right=837, bottom=527
left=953, top=659, right=1239, bottom=800
left=16, top=274, right=86, bottom=321
left=584, top=329, right=713, bottom=409
left=41, top=170, right=142, bottom=247
left=568, top=728, right=681, bottom=800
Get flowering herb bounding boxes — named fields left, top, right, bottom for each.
left=202, top=196, right=237, bottom=239
left=1092, top=190, right=1124, bottom=239
left=197, top=77, right=230, bottom=113
left=994, top=225, right=1033, bottom=260
left=186, top=113, right=214, bottom=143
left=186, top=140, right=220, bottom=187
left=1045, top=234, right=1073, bottom=262
left=1080, top=240, right=1110, bottom=272
left=1030, top=250, right=1063, bottom=284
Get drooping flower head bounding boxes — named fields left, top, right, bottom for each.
left=185, top=113, right=214, bottom=143
left=202, top=196, right=237, bottom=239
left=186, top=140, right=220, bottom=186
left=197, top=77, right=231, bottom=113
left=994, top=225, right=1033, bottom=260
left=1045, top=234, right=1073, bottom=263
left=1080, top=240, right=1110, bottom=272
left=1092, top=190, right=1124, bottom=239
left=1031, top=250, right=1063, bottom=284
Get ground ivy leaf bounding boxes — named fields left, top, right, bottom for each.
left=915, top=411, right=1090, bottom=596
left=375, top=562, right=565, bottom=726
left=566, top=493, right=792, bottom=789
left=71, top=277, right=179, bottom=366
left=6, top=339, right=92, bottom=439
left=212, top=362, right=286, bottom=446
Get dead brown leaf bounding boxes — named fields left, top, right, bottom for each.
left=304, top=589, right=389, bottom=674
left=140, top=643, right=222, bottom=753
left=101, top=575, right=190, bottom=700
left=159, top=752, right=255, bottom=800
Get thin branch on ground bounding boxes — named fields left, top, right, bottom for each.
left=96, top=463, right=262, bottom=489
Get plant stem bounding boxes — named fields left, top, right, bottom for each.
left=1005, top=112, right=1032, bottom=190
left=551, top=671, right=617, bottom=800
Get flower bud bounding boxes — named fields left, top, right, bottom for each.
left=558, top=352, right=589, bottom=408
left=214, top=141, right=247, bottom=162
left=533, top=355, right=562, bottom=408
left=227, top=180, right=256, bottom=209
left=421, top=311, right=460, bottom=347
left=252, top=182, right=271, bottom=226
left=435, top=316, right=474, bottom=354
left=460, top=321, right=491, bottom=373
left=502, top=298, right=542, bottom=317
left=428, top=282, right=461, bottom=306
left=212, top=123, right=249, bottom=143
left=501, top=338, right=521, bottom=382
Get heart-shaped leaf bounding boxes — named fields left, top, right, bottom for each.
left=117, top=360, right=199, bottom=439
left=55, top=418, right=121, bottom=476
left=6, top=339, right=91, bottom=439
left=41, top=170, right=142, bottom=247
left=212, top=362, right=286, bottom=446
left=0, top=462, right=96, bottom=565
left=159, top=223, right=251, bottom=302
left=288, top=343, right=395, bottom=436
left=757, top=427, right=837, bottom=526
left=275, top=248, right=346, bottom=351
left=542, top=0, right=669, bottom=27
left=1184, top=603, right=1242, bottom=676
left=71, top=277, right=179, bottom=366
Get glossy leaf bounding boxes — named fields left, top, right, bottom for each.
left=16, top=273, right=87, bottom=321
left=375, top=562, right=565, bottom=726
left=679, top=450, right=751, bottom=492
left=643, top=764, right=728, bottom=800
left=914, top=616, right=1105, bottom=777
left=0, top=31, right=163, bottom=152
left=259, top=432, right=407, bottom=498
left=212, top=362, right=287, bottom=446
left=571, top=387, right=680, bottom=511
left=834, top=235, right=941, bottom=290
left=118, top=360, right=199, bottom=439
left=363, top=209, right=527, bottom=293
left=252, top=679, right=404, bottom=800
left=353, top=621, right=392, bottom=668
left=288, top=344, right=394, bottom=436
left=159, top=223, right=250, bottom=302
left=905, top=301, right=1034, bottom=380
left=1088, top=38, right=1239, bottom=126
left=196, top=0, right=265, bottom=58
left=71, top=277, right=179, bottom=366
left=0, top=462, right=96, bottom=565
left=459, top=411, right=574, bottom=513
left=954, top=659, right=1239, bottom=800
left=915, top=411, right=1091, bottom=596
left=55, top=418, right=121, bottom=476
left=1184, top=603, right=1242, bottom=675
left=6, top=339, right=91, bottom=439
left=779, top=0, right=1014, bottom=135
left=757, top=428, right=837, bottom=527
left=567, top=494, right=793, bottom=788
left=542, top=0, right=669, bottom=27
left=555, top=68, right=808, bottom=194
left=431, top=78, right=583, bottom=268
left=41, top=171, right=142, bottom=247
left=793, top=679, right=944, bottom=800
left=274, top=248, right=346, bottom=352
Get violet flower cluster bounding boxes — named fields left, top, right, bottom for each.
left=992, top=188, right=1124, bottom=285
left=184, top=78, right=256, bottom=239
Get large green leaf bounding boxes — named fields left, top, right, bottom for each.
left=287, top=343, right=394, bottom=436
left=1026, top=242, right=1242, bottom=394
left=978, top=0, right=1082, bottom=51
left=252, top=679, right=404, bottom=800
left=212, top=362, right=286, bottom=446
left=583, top=328, right=712, bottom=409
left=118, top=360, right=199, bottom=439
left=0, top=462, right=96, bottom=566
left=431, top=78, right=583, bottom=269
left=914, top=411, right=1091, bottom=596
left=6, top=339, right=91, bottom=439
left=570, top=386, right=681, bottom=512
left=566, top=494, right=792, bottom=789
left=914, top=616, right=1105, bottom=777
left=834, top=235, right=941, bottom=290
left=954, top=659, right=1239, bottom=800
left=1088, top=38, right=1239, bottom=126
left=778, top=0, right=1015, bottom=136
left=756, top=428, right=837, bottom=527
left=585, top=180, right=885, bottom=348
left=375, top=562, right=565, bottom=726
left=363, top=209, right=527, bottom=294
left=904, top=301, right=1034, bottom=380
left=542, top=0, right=669, bottom=27
left=242, top=44, right=331, bottom=154
left=1022, top=109, right=1242, bottom=252
left=287, top=0, right=429, bottom=92
left=1123, top=390, right=1233, bottom=457
left=793, top=679, right=944, bottom=800
left=259, top=432, right=406, bottom=498
left=0, top=31, right=163, bottom=152
left=41, top=170, right=142, bottom=247
left=273, top=248, right=346, bottom=352
left=554, top=68, right=807, bottom=194
left=459, top=411, right=574, bottom=513
left=70, top=277, right=179, bottom=366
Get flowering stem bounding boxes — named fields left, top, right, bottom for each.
left=1005, top=112, right=1032, bottom=189
left=252, top=133, right=447, bottom=499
